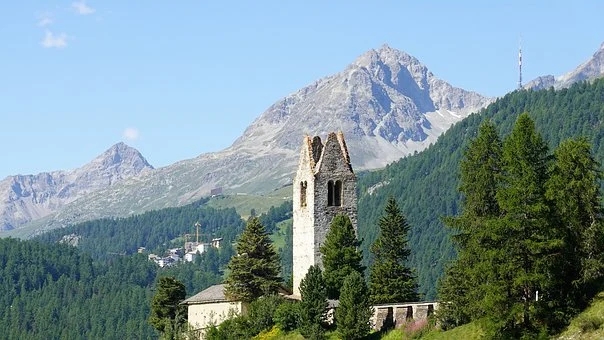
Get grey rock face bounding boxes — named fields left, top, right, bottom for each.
left=13, top=45, right=492, bottom=233
left=525, top=42, right=604, bottom=90
left=0, top=142, right=153, bottom=230
left=233, top=44, right=491, bottom=171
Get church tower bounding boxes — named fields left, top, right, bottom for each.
left=292, top=132, right=357, bottom=297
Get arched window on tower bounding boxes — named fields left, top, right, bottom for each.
left=300, top=181, right=307, bottom=207
left=327, top=180, right=342, bottom=207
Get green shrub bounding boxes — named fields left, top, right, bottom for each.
left=204, top=315, right=254, bottom=340
left=299, top=322, right=325, bottom=340
left=248, top=295, right=286, bottom=334
left=275, top=301, right=302, bottom=331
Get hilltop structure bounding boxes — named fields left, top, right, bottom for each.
left=292, top=131, right=358, bottom=297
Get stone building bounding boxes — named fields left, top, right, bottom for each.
left=181, top=284, right=247, bottom=335
left=292, top=131, right=357, bottom=297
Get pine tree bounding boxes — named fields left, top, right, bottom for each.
left=546, top=137, right=604, bottom=321
left=224, top=217, right=282, bottom=303
left=438, top=120, right=502, bottom=326
left=149, top=276, right=187, bottom=337
left=336, top=271, right=373, bottom=340
left=299, top=265, right=328, bottom=340
left=320, top=214, right=365, bottom=299
left=369, top=197, right=418, bottom=304
left=489, top=112, right=558, bottom=337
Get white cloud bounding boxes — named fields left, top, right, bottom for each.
left=122, top=128, right=140, bottom=141
left=41, top=30, right=67, bottom=48
left=37, top=12, right=53, bottom=27
left=72, top=1, right=95, bottom=15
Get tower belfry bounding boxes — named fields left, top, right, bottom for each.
left=291, top=132, right=357, bottom=297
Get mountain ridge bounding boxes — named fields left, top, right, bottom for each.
left=7, top=44, right=491, bottom=234
left=0, top=142, right=153, bottom=230
left=525, top=42, right=604, bottom=90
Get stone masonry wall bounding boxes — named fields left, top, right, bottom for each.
left=292, top=132, right=357, bottom=297
left=292, top=136, right=317, bottom=297
left=313, top=132, right=357, bottom=268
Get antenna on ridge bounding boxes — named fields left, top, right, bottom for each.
left=518, top=37, right=523, bottom=89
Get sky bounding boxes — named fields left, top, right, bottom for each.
left=2, top=1, right=603, bottom=179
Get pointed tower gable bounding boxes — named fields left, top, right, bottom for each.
left=296, top=135, right=318, bottom=176
left=336, top=131, right=352, bottom=169
left=315, top=132, right=354, bottom=175
left=292, top=131, right=358, bottom=297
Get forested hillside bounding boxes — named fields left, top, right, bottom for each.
left=357, top=79, right=604, bottom=299
left=2, top=198, right=272, bottom=338
left=35, top=197, right=244, bottom=261
left=0, top=238, right=158, bottom=339
left=0, top=197, right=294, bottom=338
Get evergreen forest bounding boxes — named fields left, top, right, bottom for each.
left=357, top=78, right=604, bottom=299
left=0, top=196, right=294, bottom=338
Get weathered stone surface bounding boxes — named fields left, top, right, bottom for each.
left=375, top=307, right=394, bottom=332
left=414, top=304, right=434, bottom=321
left=371, top=302, right=439, bottom=331
left=394, top=306, right=413, bottom=328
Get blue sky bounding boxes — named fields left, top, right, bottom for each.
left=2, top=1, right=603, bottom=179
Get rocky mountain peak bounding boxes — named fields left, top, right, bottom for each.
left=0, top=143, right=153, bottom=231
left=350, top=44, right=430, bottom=90
left=88, top=142, right=153, bottom=172
left=526, top=41, right=604, bottom=90
left=354, top=44, right=419, bottom=67
left=233, top=45, right=490, bottom=170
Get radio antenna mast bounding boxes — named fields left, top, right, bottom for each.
left=195, top=222, right=201, bottom=243
left=518, top=37, right=523, bottom=89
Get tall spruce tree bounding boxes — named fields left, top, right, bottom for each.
left=546, top=137, right=604, bottom=321
left=438, top=120, right=503, bottom=327
left=299, top=265, right=328, bottom=340
left=224, top=217, right=282, bottom=303
left=489, top=113, right=559, bottom=337
left=337, top=271, right=373, bottom=340
left=320, top=214, right=365, bottom=299
left=149, top=276, right=187, bottom=338
left=439, top=115, right=604, bottom=336
left=368, top=197, right=418, bottom=304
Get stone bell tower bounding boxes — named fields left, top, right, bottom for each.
left=292, top=131, right=357, bottom=297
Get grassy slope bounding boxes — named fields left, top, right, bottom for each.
left=555, top=291, right=604, bottom=339
left=414, top=323, right=485, bottom=339
left=270, top=219, right=291, bottom=251
left=405, top=290, right=604, bottom=339
left=207, top=185, right=292, bottom=219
